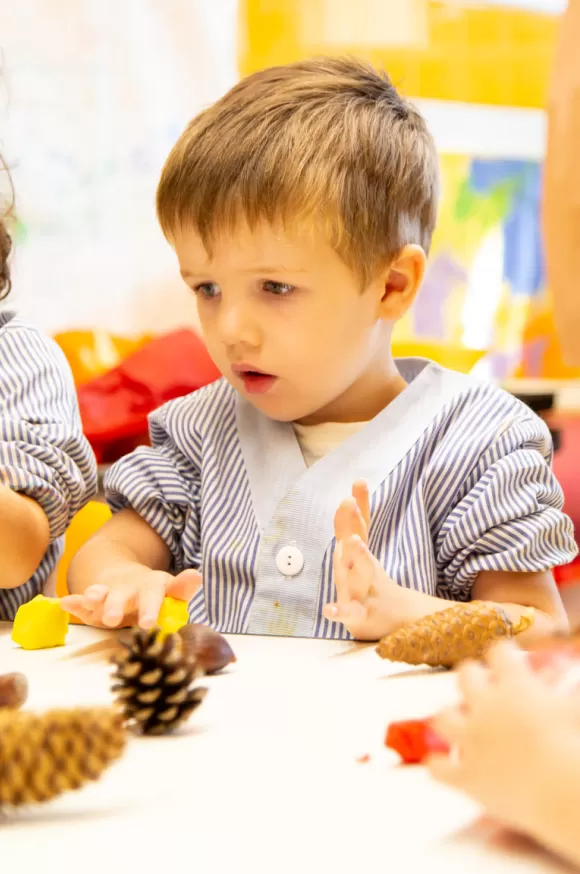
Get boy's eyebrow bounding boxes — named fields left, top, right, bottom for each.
left=240, top=265, right=307, bottom=275
left=181, top=266, right=308, bottom=278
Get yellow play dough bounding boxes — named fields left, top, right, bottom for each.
left=157, top=596, right=189, bottom=639
left=12, top=595, right=69, bottom=650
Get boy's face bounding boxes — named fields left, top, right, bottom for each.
left=173, top=221, right=419, bottom=423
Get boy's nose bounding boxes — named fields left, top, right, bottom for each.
left=218, top=303, right=260, bottom=348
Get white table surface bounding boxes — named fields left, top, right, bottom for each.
left=0, top=623, right=573, bottom=874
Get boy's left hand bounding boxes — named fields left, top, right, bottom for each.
left=323, top=481, right=401, bottom=640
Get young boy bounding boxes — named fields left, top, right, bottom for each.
left=63, top=57, right=576, bottom=640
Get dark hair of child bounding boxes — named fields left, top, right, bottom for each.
left=0, top=150, right=12, bottom=301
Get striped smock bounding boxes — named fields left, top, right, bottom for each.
left=106, top=358, right=577, bottom=638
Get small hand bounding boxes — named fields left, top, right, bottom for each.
left=323, top=481, right=400, bottom=641
left=427, top=642, right=580, bottom=835
left=60, top=567, right=202, bottom=629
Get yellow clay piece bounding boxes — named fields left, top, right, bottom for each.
left=12, top=595, right=69, bottom=650
left=156, top=597, right=189, bottom=639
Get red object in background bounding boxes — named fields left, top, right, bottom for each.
left=551, top=414, right=580, bottom=583
left=554, top=556, right=580, bottom=588
left=78, top=329, right=220, bottom=463
left=385, top=719, right=449, bottom=764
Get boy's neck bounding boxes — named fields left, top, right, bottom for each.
left=296, top=356, right=407, bottom=426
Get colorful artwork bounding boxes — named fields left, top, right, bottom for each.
left=393, top=154, right=580, bottom=380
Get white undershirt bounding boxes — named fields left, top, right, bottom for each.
left=293, top=420, right=368, bottom=468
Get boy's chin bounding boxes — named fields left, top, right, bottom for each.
left=241, top=390, right=319, bottom=424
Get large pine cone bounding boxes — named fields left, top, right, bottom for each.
left=111, top=628, right=207, bottom=735
left=0, top=708, right=126, bottom=806
left=376, top=602, right=534, bottom=668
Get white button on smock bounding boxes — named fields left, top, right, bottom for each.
left=275, top=545, right=304, bottom=577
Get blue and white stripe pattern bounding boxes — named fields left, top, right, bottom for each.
left=0, top=312, right=98, bottom=620
left=106, top=359, right=577, bottom=639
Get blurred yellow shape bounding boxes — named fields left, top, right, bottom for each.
left=157, top=597, right=190, bottom=639
left=56, top=502, right=112, bottom=619
left=392, top=340, right=485, bottom=373
left=53, top=330, right=151, bottom=386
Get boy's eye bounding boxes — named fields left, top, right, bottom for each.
left=193, top=282, right=220, bottom=299
left=262, top=280, right=295, bottom=296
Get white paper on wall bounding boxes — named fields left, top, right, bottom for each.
left=1, top=0, right=238, bottom=335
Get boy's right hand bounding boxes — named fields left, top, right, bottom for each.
left=60, top=568, right=202, bottom=629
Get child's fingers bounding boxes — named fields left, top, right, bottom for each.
left=432, top=706, right=467, bottom=745
left=334, top=498, right=355, bottom=543
left=342, top=535, right=373, bottom=601
left=333, top=541, right=366, bottom=616
left=351, top=481, right=370, bottom=538
left=60, top=595, right=105, bottom=627
left=426, top=752, right=464, bottom=790
left=484, top=640, right=532, bottom=686
left=84, top=585, right=110, bottom=604
left=101, top=588, right=133, bottom=628
left=334, top=497, right=367, bottom=544
left=60, top=594, right=85, bottom=613
left=323, top=602, right=339, bottom=622
left=322, top=599, right=367, bottom=629
left=138, top=585, right=166, bottom=630
left=348, top=500, right=368, bottom=543
left=169, top=569, right=203, bottom=601
left=60, top=595, right=91, bottom=619
left=333, top=542, right=352, bottom=612
left=455, top=660, right=491, bottom=707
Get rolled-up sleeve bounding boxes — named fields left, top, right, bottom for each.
left=0, top=322, right=98, bottom=539
left=105, top=403, right=201, bottom=573
left=437, top=415, right=578, bottom=597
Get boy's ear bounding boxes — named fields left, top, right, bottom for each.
left=379, top=245, right=426, bottom=320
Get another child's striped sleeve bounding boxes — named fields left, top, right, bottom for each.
left=0, top=322, right=98, bottom=539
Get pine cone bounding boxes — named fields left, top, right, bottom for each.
left=0, top=708, right=126, bottom=807
left=376, top=601, right=534, bottom=668
left=111, top=628, right=207, bottom=735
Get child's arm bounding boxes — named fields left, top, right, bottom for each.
left=0, top=486, right=50, bottom=588
left=63, top=397, right=204, bottom=629
left=428, top=642, right=580, bottom=870
left=366, top=568, right=564, bottom=641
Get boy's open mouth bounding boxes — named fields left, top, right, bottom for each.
left=231, top=364, right=277, bottom=395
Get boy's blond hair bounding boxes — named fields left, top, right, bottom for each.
left=157, top=57, right=438, bottom=286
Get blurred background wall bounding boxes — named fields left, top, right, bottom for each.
left=0, top=0, right=573, bottom=382
left=1, top=0, right=237, bottom=335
